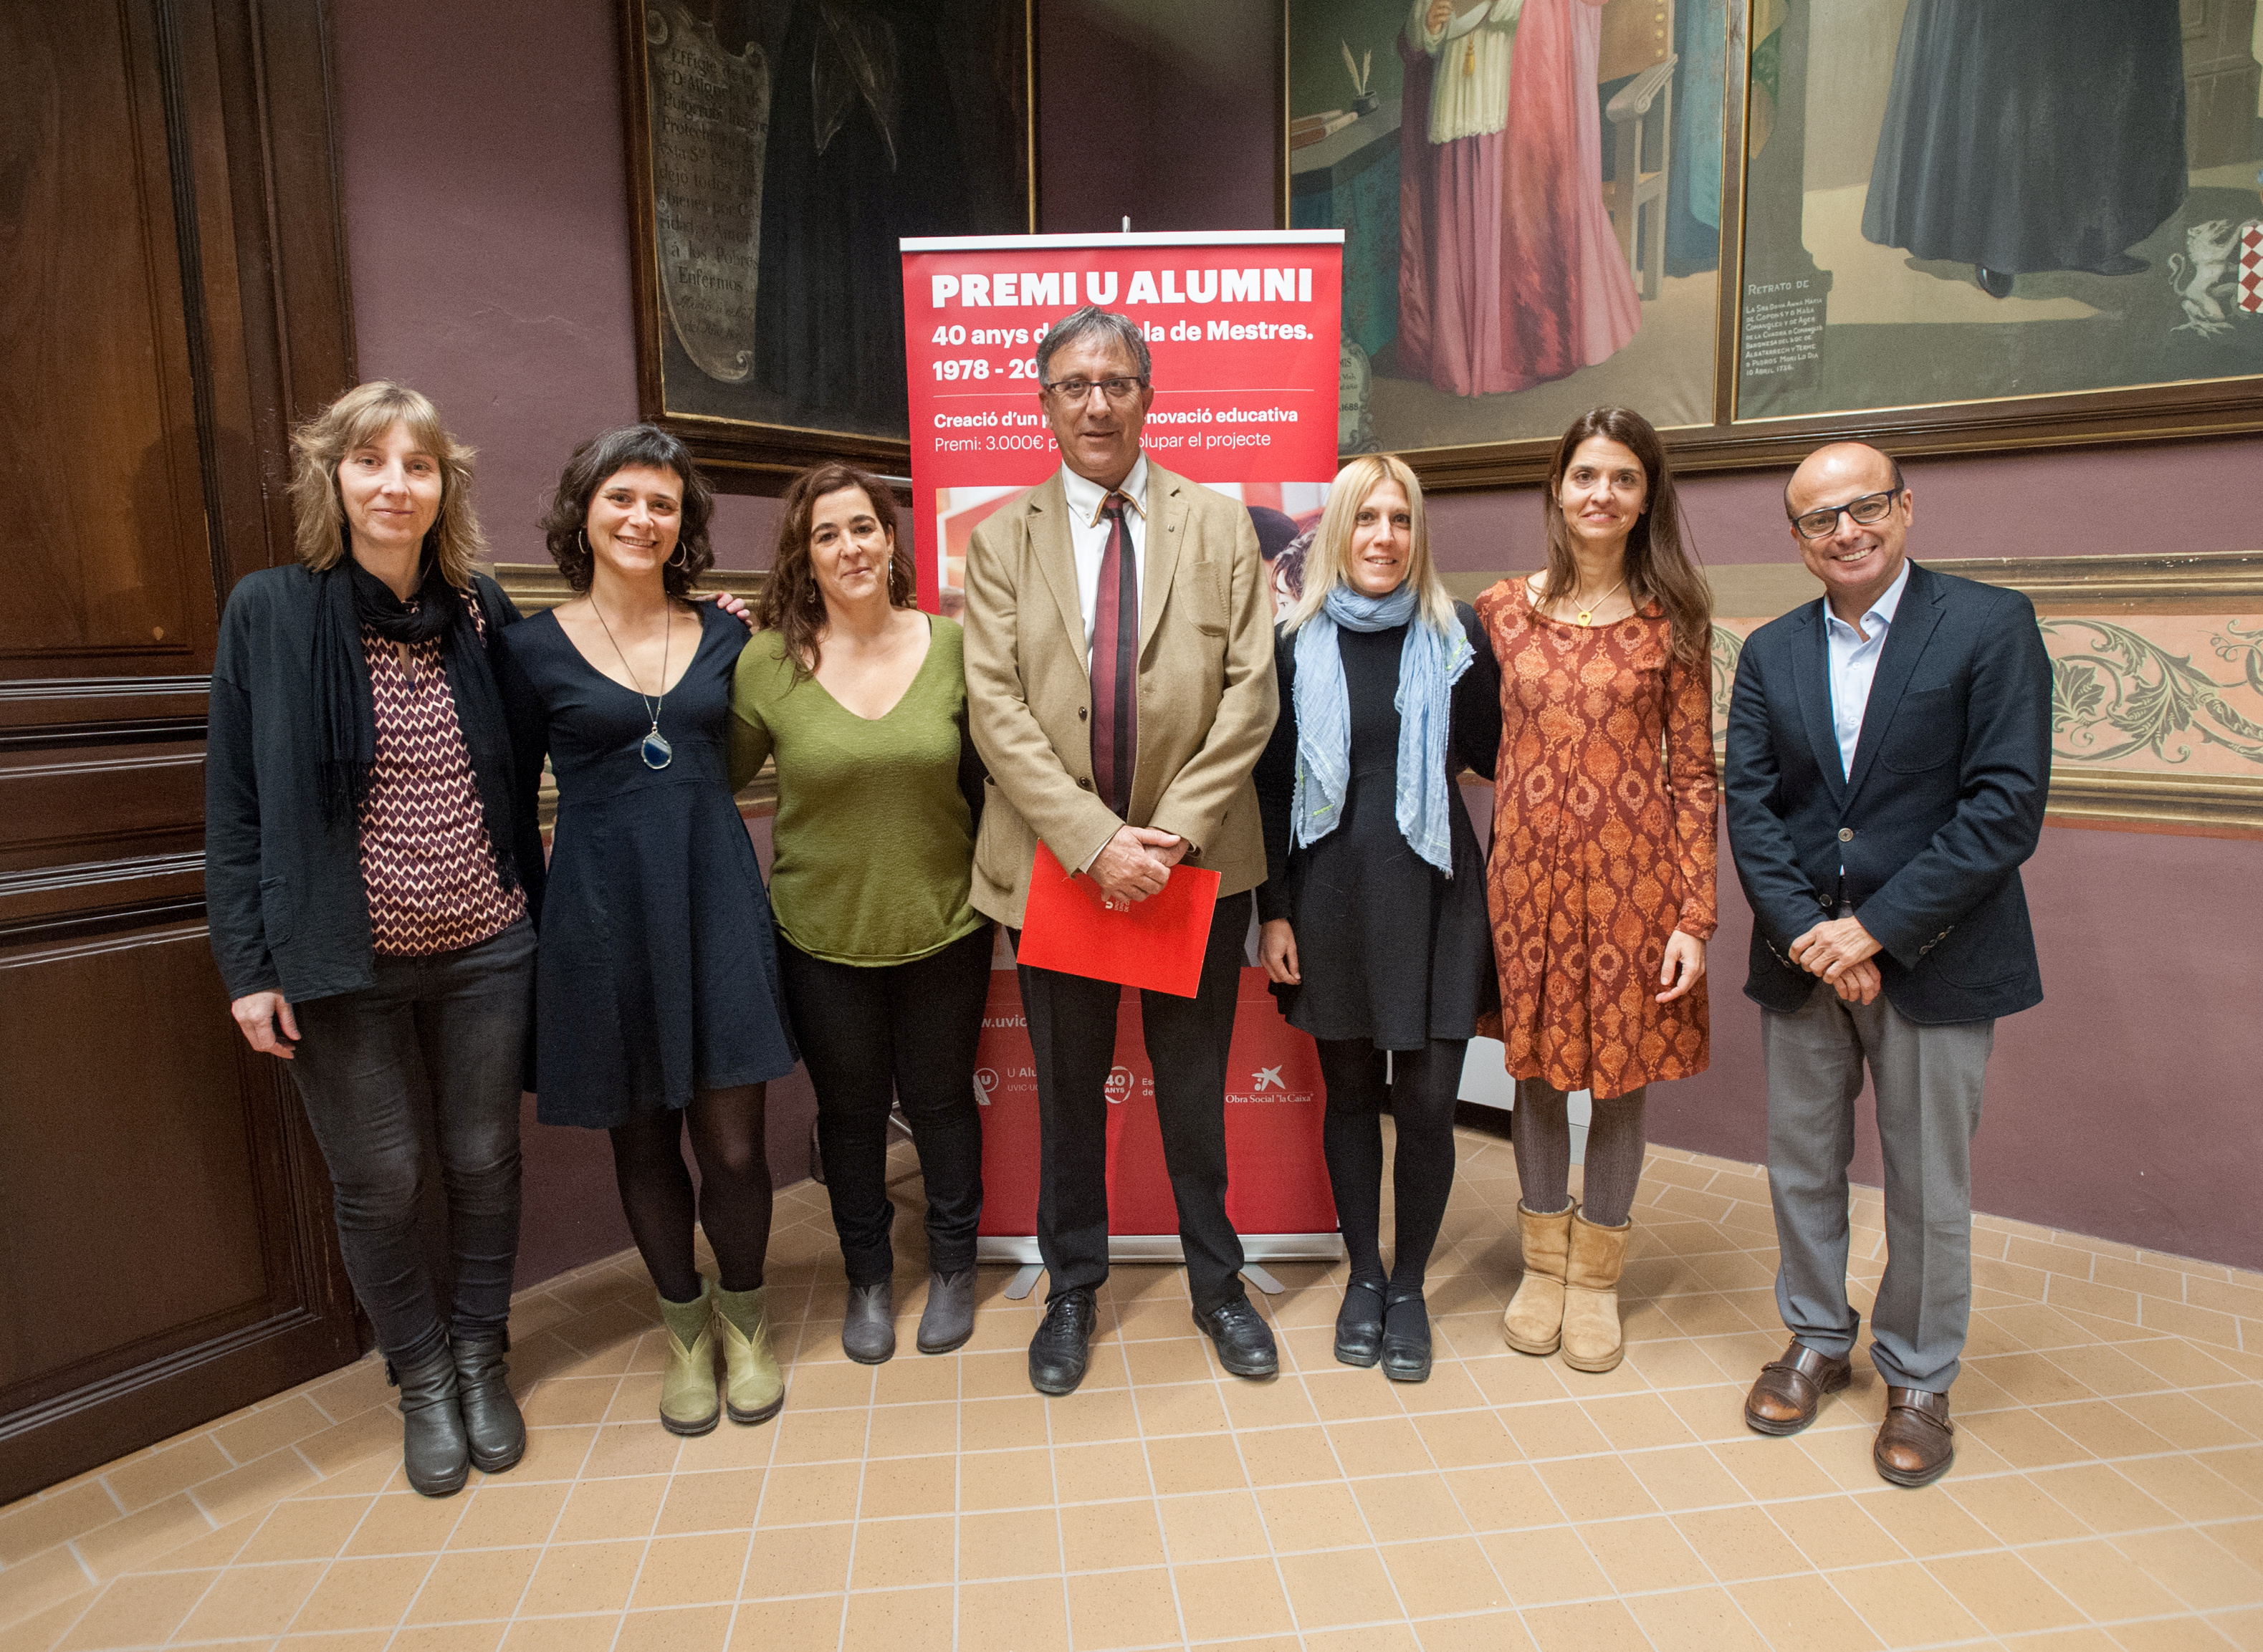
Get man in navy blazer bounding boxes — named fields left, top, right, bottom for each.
left=1725, top=441, right=2049, bottom=1487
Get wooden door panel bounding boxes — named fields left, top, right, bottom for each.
left=0, top=0, right=213, bottom=673
left=0, top=926, right=274, bottom=1403
left=0, top=742, right=206, bottom=870
left=0, top=0, right=361, bottom=1504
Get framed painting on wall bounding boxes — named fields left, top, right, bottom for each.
left=1285, top=0, right=2263, bottom=487
left=1287, top=0, right=1736, bottom=474
left=620, top=0, right=1035, bottom=483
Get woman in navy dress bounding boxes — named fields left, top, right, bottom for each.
left=496, top=425, right=796, bottom=1436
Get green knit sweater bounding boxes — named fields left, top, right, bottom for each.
left=728, top=618, right=984, bottom=965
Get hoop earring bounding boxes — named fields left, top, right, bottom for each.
left=668, top=542, right=689, bottom=570
left=578, top=529, right=591, bottom=557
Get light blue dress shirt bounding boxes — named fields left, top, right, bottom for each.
left=1824, top=558, right=1911, bottom=779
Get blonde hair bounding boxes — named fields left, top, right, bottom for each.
left=1283, top=455, right=1456, bottom=636
left=288, top=381, right=489, bottom=586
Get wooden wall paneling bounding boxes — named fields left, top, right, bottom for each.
left=0, top=0, right=363, bottom=1504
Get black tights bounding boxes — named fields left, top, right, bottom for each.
left=1314, top=1037, right=1464, bottom=1295
left=608, top=1084, right=771, bottom=1301
left=1511, top=1077, right=1647, bottom=1228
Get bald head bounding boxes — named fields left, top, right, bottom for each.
left=1785, top=441, right=1913, bottom=625
left=1784, top=443, right=1903, bottom=519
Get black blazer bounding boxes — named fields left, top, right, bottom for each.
left=1723, top=560, right=2050, bottom=1024
left=205, top=565, right=542, bottom=1004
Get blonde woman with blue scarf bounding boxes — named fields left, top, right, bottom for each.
left=1254, top=456, right=1500, bottom=1382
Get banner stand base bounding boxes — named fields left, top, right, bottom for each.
left=980, top=1234, right=1346, bottom=1300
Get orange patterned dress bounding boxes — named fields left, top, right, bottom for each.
left=1475, top=581, right=1717, bottom=1099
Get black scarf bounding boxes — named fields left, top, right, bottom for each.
left=312, top=549, right=521, bottom=893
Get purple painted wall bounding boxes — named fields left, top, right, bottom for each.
left=331, top=0, right=2263, bottom=1275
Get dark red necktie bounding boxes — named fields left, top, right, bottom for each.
left=1090, top=491, right=1137, bottom=812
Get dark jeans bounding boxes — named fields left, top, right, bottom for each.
left=286, top=918, right=535, bottom=1368
left=778, top=925, right=993, bottom=1286
left=1013, top=890, right=1253, bottom=1315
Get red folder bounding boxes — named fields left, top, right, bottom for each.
left=1016, top=841, right=1221, bottom=997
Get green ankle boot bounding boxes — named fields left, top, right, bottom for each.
left=713, top=1284, right=785, bottom=1425
left=656, top=1281, right=720, bottom=1436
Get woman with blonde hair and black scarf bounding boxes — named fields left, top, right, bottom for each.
left=206, top=381, right=544, bottom=1497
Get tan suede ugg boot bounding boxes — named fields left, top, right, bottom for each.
left=1561, top=1211, right=1632, bottom=1373
left=1502, top=1202, right=1574, bottom=1355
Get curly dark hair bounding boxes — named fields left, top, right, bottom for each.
left=538, top=424, right=716, bottom=598
left=755, top=463, right=915, bottom=681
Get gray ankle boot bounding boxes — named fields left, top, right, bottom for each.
left=391, top=1345, right=469, bottom=1498
left=917, top=1268, right=977, bottom=1354
left=841, top=1280, right=896, bottom=1363
left=451, top=1335, right=525, bottom=1474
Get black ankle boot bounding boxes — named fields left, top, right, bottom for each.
left=1334, top=1277, right=1386, bottom=1368
left=391, top=1345, right=470, bottom=1497
left=452, top=1335, right=525, bottom=1474
left=1381, top=1290, right=1432, bottom=1383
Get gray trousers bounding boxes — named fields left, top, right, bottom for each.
left=1763, top=978, right=1994, bottom=1392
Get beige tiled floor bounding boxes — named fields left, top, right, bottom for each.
left=4, top=1130, right=2263, bottom=1650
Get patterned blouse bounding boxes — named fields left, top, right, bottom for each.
left=356, top=609, right=525, bottom=955
left=1475, top=581, right=1718, bottom=1099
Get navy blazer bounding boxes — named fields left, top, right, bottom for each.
left=1723, top=560, right=2050, bottom=1024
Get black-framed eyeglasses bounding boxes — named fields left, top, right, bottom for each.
left=1042, top=375, right=1147, bottom=403
left=1792, top=489, right=1901, bottom=539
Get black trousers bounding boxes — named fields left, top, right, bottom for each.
left=1013, top=890, right=1253, bottom=1314
left=287, top=918, right=535, bottom=1367
left=778, top=926, right=994, bottom=1286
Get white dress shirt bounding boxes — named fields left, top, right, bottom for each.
left=1824, top=557, right=1911, bottom=779
left=1058, top=454, right=1148, bottom=656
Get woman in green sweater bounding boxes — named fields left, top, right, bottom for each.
left=730, top=464, right=991, bottom=1363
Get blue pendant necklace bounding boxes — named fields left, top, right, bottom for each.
left=590, top=595, right=675, bottom=769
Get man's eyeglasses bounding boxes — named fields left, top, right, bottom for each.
left=1042, top=375, right=1147, bottom=403
left=1792, top=489, right=1901, bottom=539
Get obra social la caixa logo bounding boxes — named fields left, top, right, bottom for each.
left=1228, top=1064, right=1307, bottom=1104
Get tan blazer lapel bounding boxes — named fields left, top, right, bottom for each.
left=1023, top=474, right=1089, bottom=670
left=1138, top=463, right=1188, bottom=658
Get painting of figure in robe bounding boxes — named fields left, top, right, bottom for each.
left=632, top=0, right=1031, bottom=445
left=1737, top=0, right=2263, bottom=421
left=1289, top=0, right=1731, bottom=456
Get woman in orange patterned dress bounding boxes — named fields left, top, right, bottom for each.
left=1477, top=407, right=1717, bottom=1374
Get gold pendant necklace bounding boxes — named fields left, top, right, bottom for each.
left=1569, top=575, right=1626, bottom=628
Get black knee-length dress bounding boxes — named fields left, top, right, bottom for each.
left=1253, top=602, right=1502, bottom=1049
left=497, top=601, right=797, bottom=1126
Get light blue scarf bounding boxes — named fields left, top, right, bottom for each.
left=1291, top=581, right=1473, bottom=874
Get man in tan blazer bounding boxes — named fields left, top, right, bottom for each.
left=964, top=306, right=1281, bottom=1396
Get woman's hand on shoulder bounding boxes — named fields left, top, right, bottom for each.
left=709, top=592, right=756, bottom=633
left=1655, top=930, right=1705, bottom=1004
left=1259, top=918, right=1301, bottom=985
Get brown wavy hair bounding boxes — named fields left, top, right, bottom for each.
left=1539, top=407, right=1711, bottom=663
left=288, top=381, right=489, bottom=585
left=755, top=464, right=916, bottom=680
left=538, top=425, right=716, bottom=600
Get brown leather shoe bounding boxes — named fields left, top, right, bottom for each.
left=1874, top=1387, right=1954, bottom=1487
left=1743, top=1340, right=1852, bottom=1436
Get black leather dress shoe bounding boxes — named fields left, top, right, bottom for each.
left=1334, top=1278, right=1385, bottom=1368
left=1194, top=1295, right=1278, bottom=1379
left=1380, top=1290, right=1432, bottom=1383
left=1028, top=1289, right=1098, bottom=1396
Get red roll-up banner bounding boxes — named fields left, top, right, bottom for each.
left=904, top=230, right=1346, bottom=1265
left=899, top=231, right=1346, bottom=620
